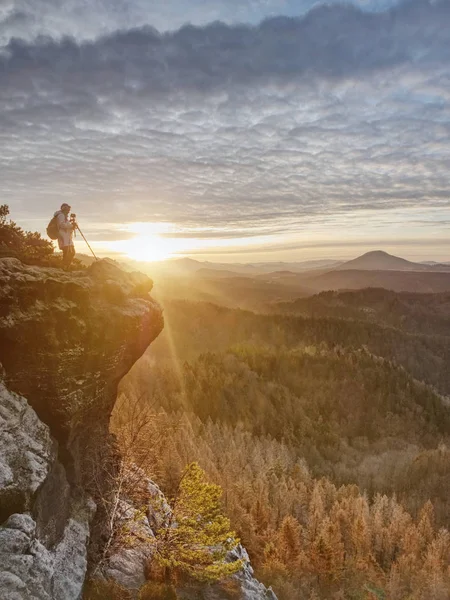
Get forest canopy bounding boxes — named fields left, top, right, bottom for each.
left=116, top=296, right=450, bottom=600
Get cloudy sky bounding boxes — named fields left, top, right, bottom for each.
left=1, top=0, right=450, bottom=262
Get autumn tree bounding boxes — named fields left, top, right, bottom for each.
left=278, top=515, right=302, bottom=566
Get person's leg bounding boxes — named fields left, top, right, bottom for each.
left=62, top=245, right=76, bottom=269
left=62, top=246, right=70, bottom=269
left=69, top=245, right=76, bottom=267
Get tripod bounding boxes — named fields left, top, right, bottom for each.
left=71, top=214, right=98, bottom=260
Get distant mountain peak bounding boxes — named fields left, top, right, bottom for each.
left=335, top=250, right=425, bottom=272
left=360, top=250, right=392, bottom=257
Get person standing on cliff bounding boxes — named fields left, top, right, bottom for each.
left=55, top=203, right=77, bottom=269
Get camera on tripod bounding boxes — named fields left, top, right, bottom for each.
left=70, top=213, right=78, bottom=230
left=67, top=213, right=98, bottom=260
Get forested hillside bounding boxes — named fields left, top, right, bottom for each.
left=116, top=290, right=450, bottom=599
left=272, top=288, right=450, bottom=337
left=141, top=299, right=450, bottom=396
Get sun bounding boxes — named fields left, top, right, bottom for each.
left=106, top=222, right=179, bottom=262
left=122, top=234, right=174, bottom=262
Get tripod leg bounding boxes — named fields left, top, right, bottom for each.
left=77, top=226, right=99, bottom=260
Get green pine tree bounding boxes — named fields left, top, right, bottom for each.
left=154, top=462, right=244, bottom=583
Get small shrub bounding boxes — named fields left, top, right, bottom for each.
left=83, top=578, right=132, bottom=600
left=138, top=582, right=178, bottom=600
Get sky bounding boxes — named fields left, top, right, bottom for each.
left=1, top=0, right=450, bottom=263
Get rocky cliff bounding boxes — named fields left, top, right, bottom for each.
left=0, top=258, right=163, bottom=599
left=0, top=257, right=277, bottom=600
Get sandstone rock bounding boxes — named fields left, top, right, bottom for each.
left=104, top=500, right=156, bottom=591
left=0, top=380, right=94, bottom=600
left=229, top=545, right=277, bottom=600
left=0, top=510, right=91, bottom=600
left=0, top=259, right=164, bottom=598
left=0, top=382, right=55, bottom=523
left=0, top=258, right=163, bottom=454
left=123, top=464, right=172, bottom=531
left=52, top=513, right=93, bottom=600
left=100, top=467, right=168, bottom=591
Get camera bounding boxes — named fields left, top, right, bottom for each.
left=70, top=213, right=78, bottom=229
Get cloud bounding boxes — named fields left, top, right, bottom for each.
left=2, top=1, right=450, bottom=94
left=0, top=0, right=449, bottom=250
left=0, top=0, right=401, bottom=46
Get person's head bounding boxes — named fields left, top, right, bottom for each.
left=61, top=203, right=71, bottom=215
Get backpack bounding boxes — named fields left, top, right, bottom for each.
left=46, top=215, right=59, bottom=240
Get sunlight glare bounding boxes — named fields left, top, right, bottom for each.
left=106, top=221, right=279, bottom=262
left=119, top=234, right=176, bottom=262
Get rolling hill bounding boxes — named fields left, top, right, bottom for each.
left=271, top=287, right=450, bottom=336
left=334, top=250, right=450, bottom=272
left=152, top=273, right=312, bottom=311
left=302, top=268, right=450, bottom=294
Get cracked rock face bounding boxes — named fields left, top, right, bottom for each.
left=0, top=258, right=164, bottom=599
left=104, top=499, right=156, bottom=591
left=0, top=384, right=95, bottom=600
left=0, top=382, right=56, bottom=523
left=0, top=258, right=163, bottom=492
left=0, top=509, right=94, bottom=600
left=101, top=466, right=169, bottom=592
